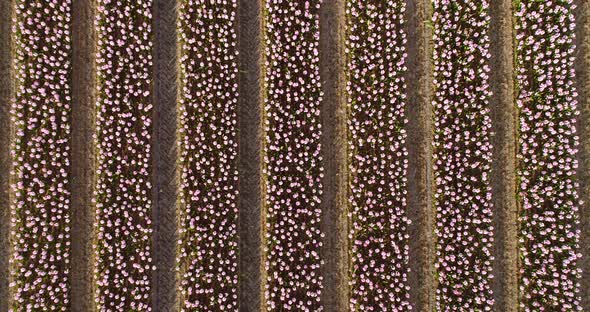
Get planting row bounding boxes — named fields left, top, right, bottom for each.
left=12, top=0, right=72, bottom=309
left=177, top=0, right=239, bottom=310
left=94, top=0, right=154, bottom=310
left=432, top=0, right=494, bottom=309
left=515, top=0, right=581, bottom=310
left=263, top=1, right=324, bottom=310
left=346, top=1, right=411, bottom=311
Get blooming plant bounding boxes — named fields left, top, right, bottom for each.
left=178, top=0, right=239, bottom=310
left=432, top=0, right=494, bottom=310
left=3, top=0, right=586, bottom=310
left=346, top=1, right=411, bottom=311
left=11, top=0, right=72, bottom=309
left=264, top=1, right=324, bottom=310
left=95, top=0, right=154, bottom=310
left=515, top=0, right=581, bottom=310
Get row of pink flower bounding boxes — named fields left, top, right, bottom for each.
left=263, top=1, right=324, bottom=311
left=347, top=1, right=411, bottom=311
left=95, top=0, right=154, bottom=310
left=432, top=0, right=495, bottom=309
left=516, top=0, right=581, bottom=310
left=11, top=0, right=72, bottom=310
left=177, top=0, right=239, bottom=310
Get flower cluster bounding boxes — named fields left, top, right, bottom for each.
left=346, top=1, right=411, bottom=311
left=515, top=0, right=581, bottom=310
left=94, top=0, right=153, bottom=310
left=177, top=0, right=239, bottom=310
left=432, top=0, right=494, bottom=309
left=11, top=0, right=72, bottom=310
left=264, top=1, right=324, bottom=310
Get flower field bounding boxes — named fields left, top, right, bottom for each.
left=0, top=0, right=588, bottom=311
